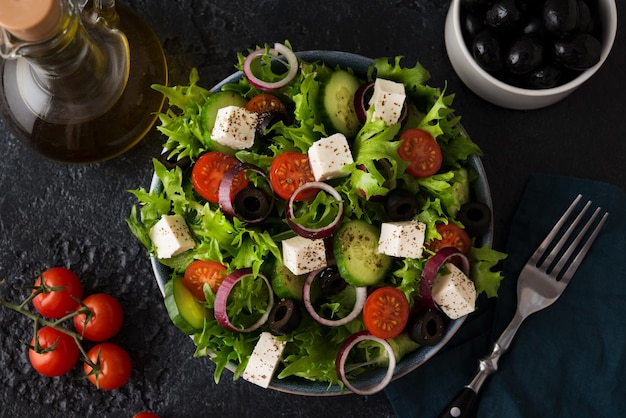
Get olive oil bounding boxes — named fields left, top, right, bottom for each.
left=0, top=2, right=167, bottom=163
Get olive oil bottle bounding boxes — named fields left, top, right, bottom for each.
left=0, top=0, right=167, bottom=163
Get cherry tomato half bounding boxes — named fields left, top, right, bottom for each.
left=427, top=223, right=472, bottom=255
left=269, top=152, right=316, bottom=201
left=29, top=326, right=79, bottom=377
left=73, top=293, right=124, bottom=342
left=133, top=413, right=160, bottom=418
left=191, top=152, right=248, bottom=204
left=362, top=287, right=410, bottom=340
left=245, top=93, right=289, bottom=120
left=183, top=260, right=228, bottom=300
left=32, top=267, right=83, bottom=319
left=397, top=128, right=443, bottom=178
left=84, top=343, right=132, bottom=390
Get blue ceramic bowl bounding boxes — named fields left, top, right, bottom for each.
left=150, top=50, right=493, bottom=396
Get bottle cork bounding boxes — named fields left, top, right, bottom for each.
left=0, top=0, right=62, bottom=42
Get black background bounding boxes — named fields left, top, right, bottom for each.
left=1, top=1, right=624, bottom=417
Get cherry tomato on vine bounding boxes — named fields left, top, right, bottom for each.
left=29, top=326, right=80, bottom=377
left=362, top=287, right=409, bottom=340
left=73, top=293, right=124, bottom=342
left=84, top=343, right=132, bottom=390
left=191, top=152, right=248, bottom=204
left=427, top=223, right=472, bottom=255
left=32, top=267, right=83, bottom=319
left=397, top=128, right=442, bottom=178
left=183, top=260, right=227, bottom=300
left=269, top=152, right=316, bottom=201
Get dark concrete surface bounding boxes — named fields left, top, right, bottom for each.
left=0, top=1, right=624, bottom=417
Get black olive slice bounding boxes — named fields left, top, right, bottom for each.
left=255, top=110, right=289, bottom=140
left=317, top=266, right=348, bottom=297
left=233, top=186, right=273, bottom=223
left=158, top=150, right=191, bottom=171
left=408, top=308, right=446, bottom=346
left=384, top=188, right=419, bottom=221
left=268, top=298, right=302, bottom=335
left=457, top=201, right=492, bottom=237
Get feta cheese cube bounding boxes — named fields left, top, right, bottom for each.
left=368, top=78, right=406, bottom=126
left=149, top=214, right=196, bottom=259
left=377, top=220, right=426, bottom=259
left=211, top=105, right=258, bottom=150
left=432, top=263, right=476, bottom=319
left=308, top=133, right=354, bottom=181
left=242, top=332, right=287, bottom=388
left=282, top=235, right=327, bottom=275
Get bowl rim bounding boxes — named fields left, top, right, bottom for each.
left=447, top=0, right=618, bottom=96
left=149, top=49, right=494, bottom=396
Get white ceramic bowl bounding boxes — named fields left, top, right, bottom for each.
left=445, top=0, right=617, bottom=110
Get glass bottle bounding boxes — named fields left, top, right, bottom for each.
left=0, top=0, right=168, bottom=163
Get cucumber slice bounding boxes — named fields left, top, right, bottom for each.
left=321, top=70, right=361, bottom=138
left=333, top=220, right=391, bottom=287
left=201, top=91, right=247, bottom=132
left=164, top=276, right=208, bottom=334
left=270, top=261, right=307, bottom=300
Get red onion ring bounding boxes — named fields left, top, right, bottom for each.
left=302, top=268, right=367, bottom=327
left=286, top=181, right=344, bottom=239
left=243, top=43, right=298, bottom=91
left=336, top=330, right=397, bottom=395
left=214, top=268, right=274, bottom=333
left=419, top=246, right=470, bottom=310
left=219, top=162, right=274, bottom=225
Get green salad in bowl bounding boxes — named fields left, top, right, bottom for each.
left=127, top=42, right=506, bottom=395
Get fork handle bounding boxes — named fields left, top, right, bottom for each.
left=437, top=387, right=478, bottom=418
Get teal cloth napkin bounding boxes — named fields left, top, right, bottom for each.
left=385, top=174, right=626, bottom=417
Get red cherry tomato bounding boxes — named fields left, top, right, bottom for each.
left=245, top=93, right=289, bottom=119
left=191, top=152, right=248, bottom=203
left=32, top=267, right=83, bottom=319
left=183, top=260, right=228, bottom=300
left=133, top=413, right=160, bottom=418
left=427, top=223, right=472, bottom=255
left=84, top=343, right=132, bottom=390
left=73, top=293, right=124, bottom=342
left=397, top=128, right=443, bottom=178
left=29, top=326, right=79, bottom=377
left=269, top=152, right=316, bottom=201
left=362, top=287, right=410, bottom=340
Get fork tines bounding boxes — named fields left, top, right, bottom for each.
left=530, top=194, right=609, bottom=282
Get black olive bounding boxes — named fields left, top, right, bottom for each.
left=522, top=16, right=547, bottom=37
left=553, top=33, right=601, bottom=70
left=472, top=30, right=505, bottom=72
left=233, top=186, right=274, bottom=222
left=543, top=0, right=579, bottom=33
left=408, top=309, right=446, bottom=346
left=460, top=0, right=490, bottom=11
left=317, top=266, right=347, bottom=297
left=485, top=0, right=523, bottom=31
left=506, top=37, right=545, bottom=75
left=256, top=110, right=288, bottom=140
left=268, top=298, right=302, bottom=335
left=462, top=10, right=486, bottom=40
left=576, top=0, right=593, bottom=33
left=384, top=188, right=419, bottom=221
left=457, top=201, right=492, bottom=237
left=157, top=150, right=191, bottom=170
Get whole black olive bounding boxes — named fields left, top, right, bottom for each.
left=462, top=10, right=486, bottom=40
left=384, top=188, right=420, bottom=221
left=576, top=0, right=593, bottom=33
left=506, top=37, right=545, bottom=75
left=553, top=33, right=601, bottom=70
left=525, top=64, right=564, bottom=89
left=543, top=0, right=579, bottom=33
left=472, top=30, right=505, bottom=72
left=268, top=298, right=302, bottom=335
left=408, top=308, right=446, bottom=346
left=485, top=0, right=523, bottom=31
left=522, top=16, right=547, bottom=37
left=457, top=201, right=492, bottom=237
left=233, top=186, right=274, bottom=222
left=317, top=266, right=348, bottom=297
left=460, top=0, right=490, bottom=11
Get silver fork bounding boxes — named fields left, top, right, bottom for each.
left=438, top=194, right=609, bottom=418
